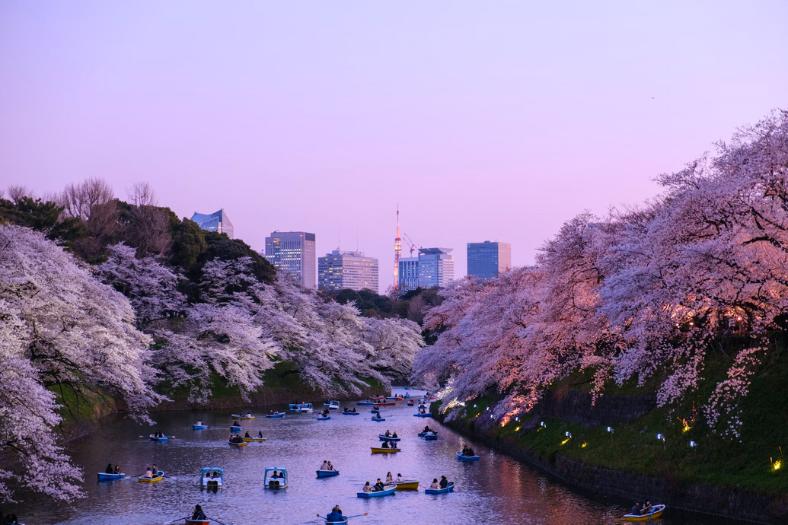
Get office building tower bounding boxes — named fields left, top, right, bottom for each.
left=191, top=209, right=234, bottom=238
left=264, top=231, right=316, bottom=288
left=397, top=256, right=420, bottom=293
left=318, top=250, right=379, bottom=292
left=467, top=241, right=511, bottom=279
left=397, top=247, right=454, bottom=292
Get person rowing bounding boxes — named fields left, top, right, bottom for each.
left=191, top=504, right=207, bottom=520
left=326, top=505, right=344, bottom=523
left=373, top=478, right=384, bottom=491
left=105, top=463, right=114, bottom=474
left=244, top=431, right=251, bottom=438
left=439, top=475, right=449, bottom=488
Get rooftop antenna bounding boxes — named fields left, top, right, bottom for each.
left=393, top=205, right=401, bottom=290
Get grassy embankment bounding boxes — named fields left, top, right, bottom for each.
left=441, top=334, right=787, bottom=494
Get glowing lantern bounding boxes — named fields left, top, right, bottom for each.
left=689, top=440, right=698, bottom=448
left=580, top=441, right=588, bottom=449
left=564, top=431, right=572, bottom=438
left=771, top=459, right=782, bottom=472
left=656, top=433, right=666, bottom=443
left=681, top=419, right=691, bottom=433
left=606, top=426, right=614, bottom=433
left=560, top=437, right=571, bottom=446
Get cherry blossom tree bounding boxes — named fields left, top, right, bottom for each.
left=0, top=226, right=159, bottom=502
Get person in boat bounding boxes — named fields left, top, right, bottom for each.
left=373, top=479, right=384, bottom=491
left=113, top=464, right=121, bottom=474
left=629, top=502, right=641, bottom=516
left=430, top=478, right=439, bottom=489
left=392, top=431, right=398, bottom=438
left=326, top=505, right=344, bottom=522
left=641, top=500, right=652, bottom=514
left=385, top=471, right=393, bottom=484
left=191, top=504, right=207, bottom=520
left=105, top=463, right=114, bottom=474
left=439, top=475, right=449, bottom=488
left=144, top=467, right=154, bottom=478
left=384, top=430, right=391, bottom=437
left=327, top=461, right=334, bottom=470
left=362, top=481, right=372, bottom=492
left=320, top=460, right=329, bottom=470
left=257, top=430, right=264, bottom=438
left=381, top=439, right=390, bottom=449
left=244, top=431, right=251, bottom=438
left=232, top=420, right=240, bottom=427
left=423, top=425, right=432, bottom=433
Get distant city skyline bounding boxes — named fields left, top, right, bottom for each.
left=2, top=2, right=787, bottom=288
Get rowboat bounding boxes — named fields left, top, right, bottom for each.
left=371, top=416, right=386, bottom=422
left=228, top=439, right=247, bottom=447
left=342, top=411, right=360, bottom=416
left=288, top=402, right=314, bottom=413
left=230, top=413, right=255, bottom=420
left=413, top=413, right=431, bottom=418
left=456, top=452, right=480, bottom=462
left=265, top=412, right=286, bottom=418
left=373, top=401, right=396, bottom=407
left=185, top=520, right=210, bottom=525
left=316, top=469, right=340, bottom=478
left=622, top=504, right=666, bottom=522
left=394, top=479, right=419, bottom=490
left=422, top=432, right=438, bottom=441
left=264, top=466, right=288, bottom=489
left=149, top=434, right=169, bottom=442
left=425, top=482, right=454, bottom=494
left=324, top=400, right=341, bottom=410
left=243, top=436, right=267, bottom=442
left=417, top=430, right=437, bottom=438
left=317, top=415, right=331, bottom=421
left=192, top=423, right=208, bottom=430
left=324, top=518, right=348, bottom=525
left=371, top=447, right=400, bottom=454
left=356, top=400, right=374, bottom=406
left=357, top=484, right=396, bottom=498
left=378, top=434, right=400, bottom=441
left=97, top=472, right=125, bottom=481
left=229, top=425, right=242, bottom=433
left=138, top=470, right=164, bottom=483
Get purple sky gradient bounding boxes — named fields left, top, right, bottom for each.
left=2, top=1, right=787, bottom=289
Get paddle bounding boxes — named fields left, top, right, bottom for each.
left=208, top=517, right=229, bottom=525
left=163, top=516, right=189, bottom=524
left=316, top=512, right=368, bottom=522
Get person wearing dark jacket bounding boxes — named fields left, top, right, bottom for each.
left=326, top=505, right=344, bottom=522
left=439, top=475, right=448, bottom=488
left=191, top=504, right=207, bottom=520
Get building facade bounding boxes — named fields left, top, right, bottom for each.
left=318, top=250, right=379, bottom=292
left=397, top=247, right=454, bottom=292
left=467, top=241, right=511, bottom=279
left=264, top=231, right=316, bottom=288
left=191, top=209, right=234, bottom=238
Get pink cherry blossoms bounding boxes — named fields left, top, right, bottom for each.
left=415, top=111, right=788, bottom=438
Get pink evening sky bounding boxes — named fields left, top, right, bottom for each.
left=1, top=1, right=787, bottom=289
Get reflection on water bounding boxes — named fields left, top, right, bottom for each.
left=12, top=400, right=714, bottom=524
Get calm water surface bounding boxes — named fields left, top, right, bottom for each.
left=14, top=397, right=717, bottom=524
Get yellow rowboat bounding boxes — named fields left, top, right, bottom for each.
left=622, top=504, right=666, bottom=522
left=243, top=437, right=267, bottom=442
left=229, top=440, right=248, bottom=447
left=394, top=480, right=419, bottom=490
left=371, top=447, right=400, bottom=454
left=138, top=474, right=164, bottom=483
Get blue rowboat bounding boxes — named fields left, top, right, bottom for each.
left=317, top=415, right=331, bottom=421
left=456, top=452, right=480, bottom=462
left=422, top=433, right=438, bottom=441
left=149, top=434, right=169, bottom=442
left=230, top=425, right=242, bottom=433
left=316, top=469, right=340, bottom=478
left=425, top=482, right=454, bottom=494
left=357, top=485, right=396, bottom=498
left=342, top=411, right=360, bottom=416
left=413, top=413, right=431, bottom=418
left=265, top=412, right=286, bottom=418
left=417, top=431, right=436, bottom=437
left=97, top=472, right=124, bottom=481
left=371, top=417, right=386, bottom=422
left=192, top=424, right=208, bottom=430
left=356, top=400, right=374, bottom=406
left=378, top=434, right=400, bottom=441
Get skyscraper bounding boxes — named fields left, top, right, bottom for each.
left=191, top=209, right=234, bottom=238
left=467, top=241, right=511, bottom=279
left=318, top=249, right=379, bottom=292
left=264, top=231, right=316, bottom=288
left=397, top=247, right=454, bottom=292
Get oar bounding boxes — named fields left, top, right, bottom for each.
left=163, top=516, right=189, bottom=524
left=208, top=517, right=229, bottom=525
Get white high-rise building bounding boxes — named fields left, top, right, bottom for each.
left=318, top=250, right=379, bottom=293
